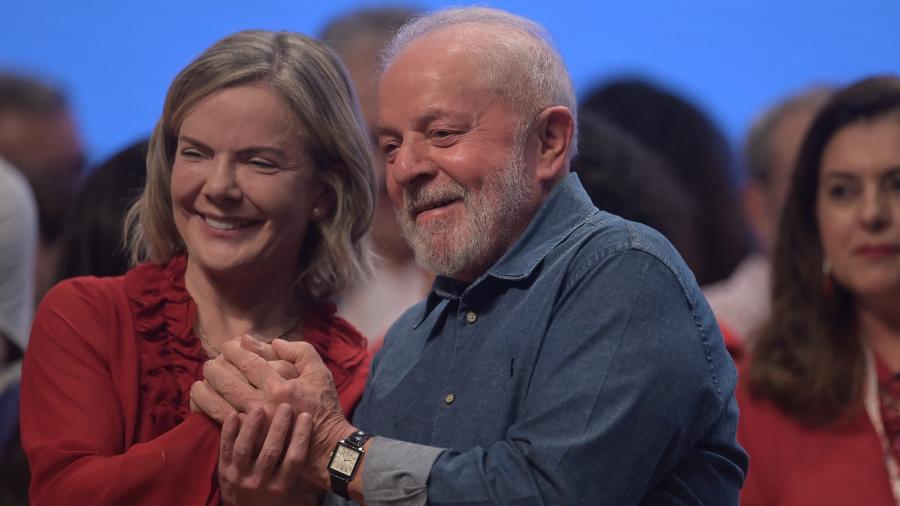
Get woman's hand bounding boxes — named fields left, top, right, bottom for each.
left=190, top=335, right=299, bottom=419
left=219, top=404, right=322, bottom=506
left=239, top=336, right=300, bottom=380
left=195, top=336, right=354, bottom=491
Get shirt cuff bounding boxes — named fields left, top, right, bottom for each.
left=361, top=436, right=445, bottom=506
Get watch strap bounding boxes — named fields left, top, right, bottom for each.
left=345, top=430, right=373, bottom=449
left=329, top=430, right=374, bottom=499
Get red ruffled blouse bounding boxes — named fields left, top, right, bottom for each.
left=20, top=255, right=370, bottom=505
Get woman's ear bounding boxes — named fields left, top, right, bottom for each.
left=310, top=181, right=336, bottom=222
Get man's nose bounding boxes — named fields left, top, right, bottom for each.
left=389, top=137, right=437, bottom=188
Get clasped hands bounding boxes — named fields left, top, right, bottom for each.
left=190, top=336, right=356, bottom=505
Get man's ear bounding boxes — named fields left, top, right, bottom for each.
left=532, top=106, right=575, bottom=185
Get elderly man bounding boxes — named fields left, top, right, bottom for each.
left=193, top=7, right=747, bottom=504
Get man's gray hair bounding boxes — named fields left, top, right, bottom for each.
left=745, top=86, right=833, bottom=186
left=382, top=7, right=578, bottom=161
left=320, top=7, right=421, bottom=53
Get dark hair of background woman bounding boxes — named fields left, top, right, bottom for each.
left=748, top=75, right=900, bottom=426
left=57, top=139, right=148, bottom=281
left=580, top=78, right=751, bottom=285
left=572, top=113, right=701, bottom=268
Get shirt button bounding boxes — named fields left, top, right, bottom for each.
left=465, top=310, right=478, bottom=324
left=444, top=393, right=456, bottom=405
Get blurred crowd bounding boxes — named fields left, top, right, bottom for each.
left=1, top=5, right=899, bottom=505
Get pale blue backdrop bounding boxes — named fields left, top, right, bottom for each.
left=2, top=0, right=898, bottom=170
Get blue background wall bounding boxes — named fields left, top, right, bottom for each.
left=2, top=0, right=898, bottom=170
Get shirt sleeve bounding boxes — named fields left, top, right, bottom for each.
left=361, top=437, right=444, bottom=505
left=20, top=280, right=221, bottom=506
left=369, top=248, right=746, bottom=504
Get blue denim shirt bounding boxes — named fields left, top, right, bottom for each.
left=351, top=173, right=748, bottom=505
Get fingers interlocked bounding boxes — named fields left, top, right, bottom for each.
left=219, top=404, right=315, bottom=504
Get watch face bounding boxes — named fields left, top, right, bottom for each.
left=329, top=443, right=360, bottom=477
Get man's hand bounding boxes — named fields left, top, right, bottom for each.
left=190, top=336, right=301, bottom=420
left=190, top=336, right=357, bottom=489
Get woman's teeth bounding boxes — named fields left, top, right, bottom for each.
left=205, top=216, right=252, bottom=230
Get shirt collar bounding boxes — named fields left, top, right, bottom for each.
left=413, top=173, right=597, bottom=327
left=487, top=172, right=597, bottom=280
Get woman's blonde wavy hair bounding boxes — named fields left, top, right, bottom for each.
left=125, top=30, right=375, bottom=301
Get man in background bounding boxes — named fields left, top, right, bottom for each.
left=705, top=87, right=832, bottom=343
left=320, top=8, right=433, bottom=348
left=0, top=74, right=85, bottom=304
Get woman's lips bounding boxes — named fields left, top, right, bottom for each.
left=855, top=244, right=900, bottom=258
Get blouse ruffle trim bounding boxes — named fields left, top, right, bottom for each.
left=125, top=255, right=370, bottom=432
left=125, top=255, right=200, bottom=436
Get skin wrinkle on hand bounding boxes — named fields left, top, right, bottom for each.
left=205, top=363, right=254, bottom=408
left=194, top=334, right=356, bottom=493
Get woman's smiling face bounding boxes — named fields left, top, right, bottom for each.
left=170, top=83, right=331, bottom=279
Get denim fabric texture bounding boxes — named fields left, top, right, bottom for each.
left=353, top=173, right=748, bottom=505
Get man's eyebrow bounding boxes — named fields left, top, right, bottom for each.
left=375, top=107, right=458, bottom=138
left=374, top=125, right=400, bottom=139
left=416, top=107, right=452, bottom=128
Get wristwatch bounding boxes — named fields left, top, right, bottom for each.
left=327, top=430, right=374, bottom=499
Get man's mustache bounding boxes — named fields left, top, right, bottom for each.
left=403, top=182, right=467, bottom=215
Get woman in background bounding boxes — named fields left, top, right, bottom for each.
left=56, top=139, right=149, bottom=281
left=739, top=76, right=900, bottom=505
left=20, top=30, right=375, bottom=505
left=579, top=78, right=751, bottom=285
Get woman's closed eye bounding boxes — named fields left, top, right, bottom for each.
left=179, top=147, right=207, bottom=159
left=243, top=153, right=295, bottom=173
left=247, top=157, right=279, bottom=170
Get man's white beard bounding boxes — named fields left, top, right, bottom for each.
left=396, top=144, right=533, bottom=278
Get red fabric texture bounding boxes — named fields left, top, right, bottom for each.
left=875, top=356, right=900, bottom=467
left=717, top=321, right=745, bottom=363
left=20, top=255, right=370, bottom=505
left=736, top=373, right=894, bottom=505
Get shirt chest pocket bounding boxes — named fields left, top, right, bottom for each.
left=430, top=351, right=522, bottom=448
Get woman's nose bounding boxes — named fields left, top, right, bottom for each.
left=859, top=186, right=890, bottom=230
left=201, top=157, right=242, bottom=202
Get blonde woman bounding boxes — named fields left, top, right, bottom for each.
left=20, top=30, right=375, bottom=505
